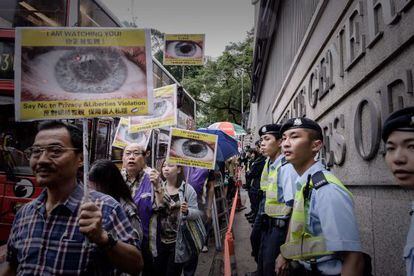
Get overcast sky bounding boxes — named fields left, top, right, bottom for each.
left=102, top=0, right=254, bottom=57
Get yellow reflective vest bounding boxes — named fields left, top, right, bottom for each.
left=264, top=157, right=292, bottom=218
left=280, top=171, right=353, bottom=260
left=259, top=158, right=271, bottom=192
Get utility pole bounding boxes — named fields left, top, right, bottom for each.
left=240, top=49, right=245, bottom=129
left=241, top=68, right=244, bottom=128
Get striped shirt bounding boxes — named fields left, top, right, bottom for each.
left=6, top=183, right=140, bottom=275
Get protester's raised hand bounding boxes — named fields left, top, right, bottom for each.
left=149, top=169, right=160, bottom=188
left=79, top=199, right=107, bottom=245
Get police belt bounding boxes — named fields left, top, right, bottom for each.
left=261, top=214, right=288, bottom=228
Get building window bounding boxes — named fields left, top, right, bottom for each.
left=0, top=0, right=67, bottom=28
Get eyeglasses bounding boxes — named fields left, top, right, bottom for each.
left=24, top=145, right=79, bottom=159
left=124, top=151, right=144, bottom=157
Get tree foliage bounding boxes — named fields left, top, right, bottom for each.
left=151, top=29, right=253, bottom=128
left=182, top=30, right=253, bottom=127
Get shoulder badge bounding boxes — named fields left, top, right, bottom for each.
left=311, top=171, right=329, bottom=189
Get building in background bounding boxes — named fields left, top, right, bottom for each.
left=248, top=0, right=414, bottom=275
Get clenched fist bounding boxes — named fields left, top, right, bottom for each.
left=79, top=200, right=108, bottom=246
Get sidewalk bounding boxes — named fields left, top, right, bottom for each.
left=233, top=189, right=256, bottom=275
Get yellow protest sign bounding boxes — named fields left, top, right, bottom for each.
left=112, top=117, right=151, bottom=149
left=166, top=128, right=218, bottom=170
left=163, top=34, right=205, bottom=66
left=14, top=27, right=154, bottom=121
left=129, top=84, right=177, bottom=133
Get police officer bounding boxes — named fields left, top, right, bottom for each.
left=276, top=117, right=364, bottom=276
left=249, top=124, right=298, bottom=276
left=245, top=148, right=266, bottom=223
left=382, top=106, right=414, bottom=276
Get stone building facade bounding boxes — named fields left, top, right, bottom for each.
left=248, top=0, right=414, bottom=275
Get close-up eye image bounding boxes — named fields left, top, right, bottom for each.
left=116, top=122, right=148, bottom=147
left=170, top=137, right=215, bottom=162
left=20, top=46, right=147, bottom=101
left=165, top=40, right=203, bottom=59
left=129, top=84, right=176, bottom=129
left=152, top=99, right=171, bottom=117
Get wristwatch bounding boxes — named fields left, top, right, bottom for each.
left=103, top=232, right=118, bottom=249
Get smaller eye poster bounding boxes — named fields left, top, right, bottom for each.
left=129, top=84, right=177, bottom=133
left=14, top=27, right=154, bottom=121
left=163, top=34, right=205, bottom=66
left=167, top=128, right=218, bottom=170
left=112, top=117, right=151, bottom=149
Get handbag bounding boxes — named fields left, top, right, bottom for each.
left=180, top=183, right=207, bottom=257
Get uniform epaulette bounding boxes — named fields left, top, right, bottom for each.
left=311, top=171, right=329, bottom=189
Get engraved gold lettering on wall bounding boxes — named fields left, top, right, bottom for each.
left=378, top=69, right=414, bottom=122
left=332, top=115, right=347, bottom=166
left=292, top=88, right=306, bottom=118
left=319, top=49, right=335, bottom=100
left=354, top=98, right=381, bottom=161
left=276, top=0, right=414, bottom=169
left=346, top=1, right=366, bottom=70
left=321, top=114, right=346, bottom=168
left=308, top=68, right=319, bottom=108
left=322, top=124, right=334, bottom=167
left=366, top=0, right=400, bottom=47
left=337, top=28, right=346, bottom=78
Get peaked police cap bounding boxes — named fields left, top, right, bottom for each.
left=382, top=106, right=414, bottom=142
left=280, top=117, right=323, bottom=140
left=259, top=124, right=282, bottom=138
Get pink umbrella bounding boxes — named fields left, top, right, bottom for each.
left=208, top=122, right=247, bottom=137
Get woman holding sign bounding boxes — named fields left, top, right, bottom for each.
left=149, top=161, right=203, bottom=276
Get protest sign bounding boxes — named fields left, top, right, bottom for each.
left=163, top=34, right=205, bottom=66
left=14, top=27, right=153, bottom=121
left=129, top=84, right=177, bottom=133
left=166, top=128, right=218, bottom=170
left=112, top=117, right=151, bottom=149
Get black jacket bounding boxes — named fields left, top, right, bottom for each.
left=246, top=155, right=266, bottom=189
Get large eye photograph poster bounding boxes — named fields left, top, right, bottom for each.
left=112, top=117, right=151, bottom=149
left=163, top=34, right=205, bottom=66
left=14, top=27, right=154, bottom=121
left=167, top=128, right=218, bottom=170
left=129, top=84, right=177, bottom=133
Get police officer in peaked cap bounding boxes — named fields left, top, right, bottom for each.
left=248, top=124, right=298, bottom=276
left=276, top=117, right=365, bottom=276
left=382, top=106, right=414, bottom=276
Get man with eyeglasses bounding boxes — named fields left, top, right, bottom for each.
left=121, top=143, right=156, bottom=276
left=1, top=120, right=142, bottom=275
